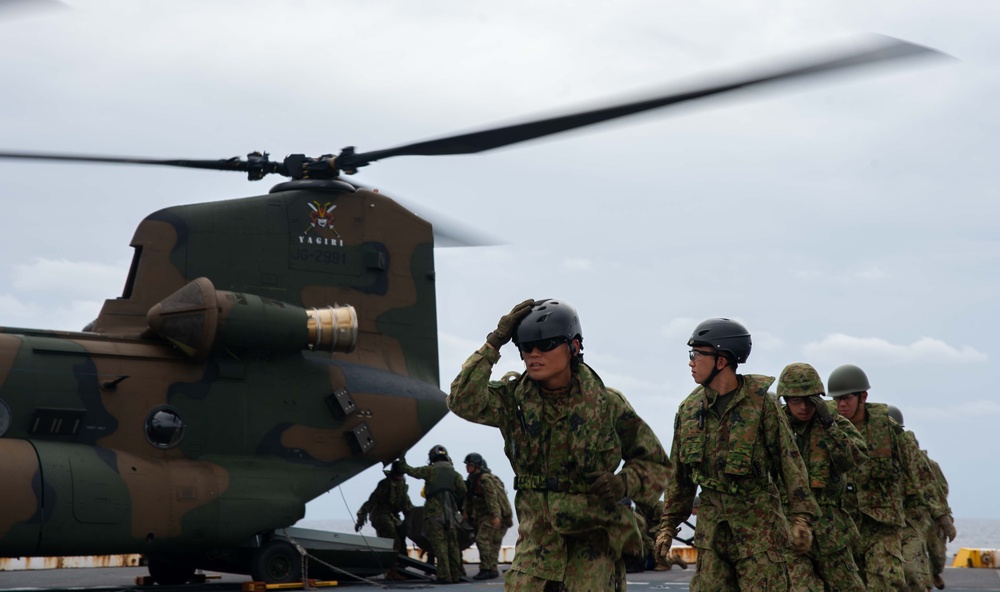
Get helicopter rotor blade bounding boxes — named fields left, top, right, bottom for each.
left=0, top=151, right=244, bottom=171
left=348, top=179, right=502, bottom=247
left=339, top=36, right=946, bottom=169
left=0, top=150, right=285, bottom=180
left=0, top=36, right=948, bottom=179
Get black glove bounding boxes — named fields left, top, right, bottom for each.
left=486, top=299, right=535, bottom=349
left=355, top=511, right=367, bottom=532
left=809, top=395, right=835, bottom=428
left=587, top=471, right=627, bottom=504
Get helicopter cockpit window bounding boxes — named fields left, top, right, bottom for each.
left=0, top=400, right=10, bottom=437
left=144, top=406, right=185, bottom=449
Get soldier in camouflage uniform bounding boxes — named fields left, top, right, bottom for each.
left=399, top=446, right=468, bottom=584
left=887, top=405, right=955, bottom=592
left=448, top=299, right=670, bottom=591
left=777, top=363, right=868, bottom=592
left=355, top=460, right=413, bottom=559
left=463, top=452, right=513, bottom=580
left=829, top=365, right=956, bottom=592
left=654, top=319, right=819, bottom=592
left=924, top=452, right=952, bottom=590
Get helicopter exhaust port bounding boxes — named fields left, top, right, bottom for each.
left=306, top=305, right=358, bottom=352
left=147, top=277, right=358, bottom=359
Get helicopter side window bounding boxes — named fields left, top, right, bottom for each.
left=121, top=246, right=142, bottom=299
left=144, top=406, right=185, bottom=449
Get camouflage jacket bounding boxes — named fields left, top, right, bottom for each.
left=842, top=403, right=945, bottom=527
left=466, top=470, right=513, bottom=528
left=902, top=430, right=950, bottom=519
left=783, top=409, right=868, bottom=555
left=447, top=344, right=670, bottom=581
left=662, top=374, right=819, bottom=559
left=922, top=451, right=953, bottom=529
left=358, top=476, right=412, bottom=523
left=926, top=452, right=949, bottom=498
left=400, top=460, right=467, bottom=526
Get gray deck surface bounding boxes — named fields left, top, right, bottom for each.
left=0, top=565, right=998, bottom=591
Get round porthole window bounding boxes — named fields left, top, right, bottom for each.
left=0, top=400, right=10, bottom=437
left=145, top=406, right=185, bottom=449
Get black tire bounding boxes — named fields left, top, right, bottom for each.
left=251, top=540, right=303, bottom=584
left=147, top=555, right=196, bottom=586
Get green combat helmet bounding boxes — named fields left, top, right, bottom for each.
left=464, top=452, right=488, bottom=470
left=887, top=405, right=904, bottom=427
left=827, top=364, right=871, bottom=397
left=777, top=362, right=825, bottom=398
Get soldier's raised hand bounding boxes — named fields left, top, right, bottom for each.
left=354, top=511, right=367, bottom=532
left=808, top=395, right=835, bottom=428
left=486, top=299, right=535, bottom=349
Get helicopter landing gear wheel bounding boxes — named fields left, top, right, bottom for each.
left=252, top=540, right=303, bottom=584
left=147, top=555, right=196, bottom=585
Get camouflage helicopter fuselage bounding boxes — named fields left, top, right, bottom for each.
left=0, top=181, right=448, bottom=558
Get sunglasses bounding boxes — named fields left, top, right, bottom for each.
left=518, top=337, right=568, bottom=353
left=688, top=349, right=718, bottom=361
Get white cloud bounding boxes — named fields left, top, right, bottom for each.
left=12, top=258, right=126, bottom=299
left=909, top=401, right=1000, bottom=421
left=753, top=330, right=785, bottom=351
left=661, top=317, right=700, bottom=340
left=803, top=333, right=988, bottom=365
left=562, top=257, right=592, bottom=271
left=0, top=294, right=40, bottom=320
left=794, top=266, right=886, bottom=282
left=0, top=293, right=104, bottom=332
left=594, top=370, right=671, bottom=394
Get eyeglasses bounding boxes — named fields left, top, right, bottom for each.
left=832, top=393, right=860, bottom=403
left=688, top=349, right=718, bottom=361
left=518, top=337, right=568, bottom=353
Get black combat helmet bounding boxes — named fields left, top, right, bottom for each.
left=827, top=364, right=871, bottom=398
left=428, top=444, right=450, bottom=464
left=688, top=318, right=752, bottom=363
left=513, top=299, right=583, bottom=356
left=464, top=452, right=487, bottom=469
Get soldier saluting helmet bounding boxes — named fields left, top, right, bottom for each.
left=448, top=299, right=670, bottom=591
left=776, top=362, right=869, bottom=592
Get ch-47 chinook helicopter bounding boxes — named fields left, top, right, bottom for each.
left=0, top=37, right=940, bottom=585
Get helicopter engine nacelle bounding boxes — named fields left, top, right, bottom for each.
left=146, top=277, right=357, bottom=360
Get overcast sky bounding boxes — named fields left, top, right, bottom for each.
left=1, top=0, right=997, bottom=542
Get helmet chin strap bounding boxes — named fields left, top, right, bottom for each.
left=700, top=355, right=724, bottom=388
left=701, top=366, right=721, bottom=388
